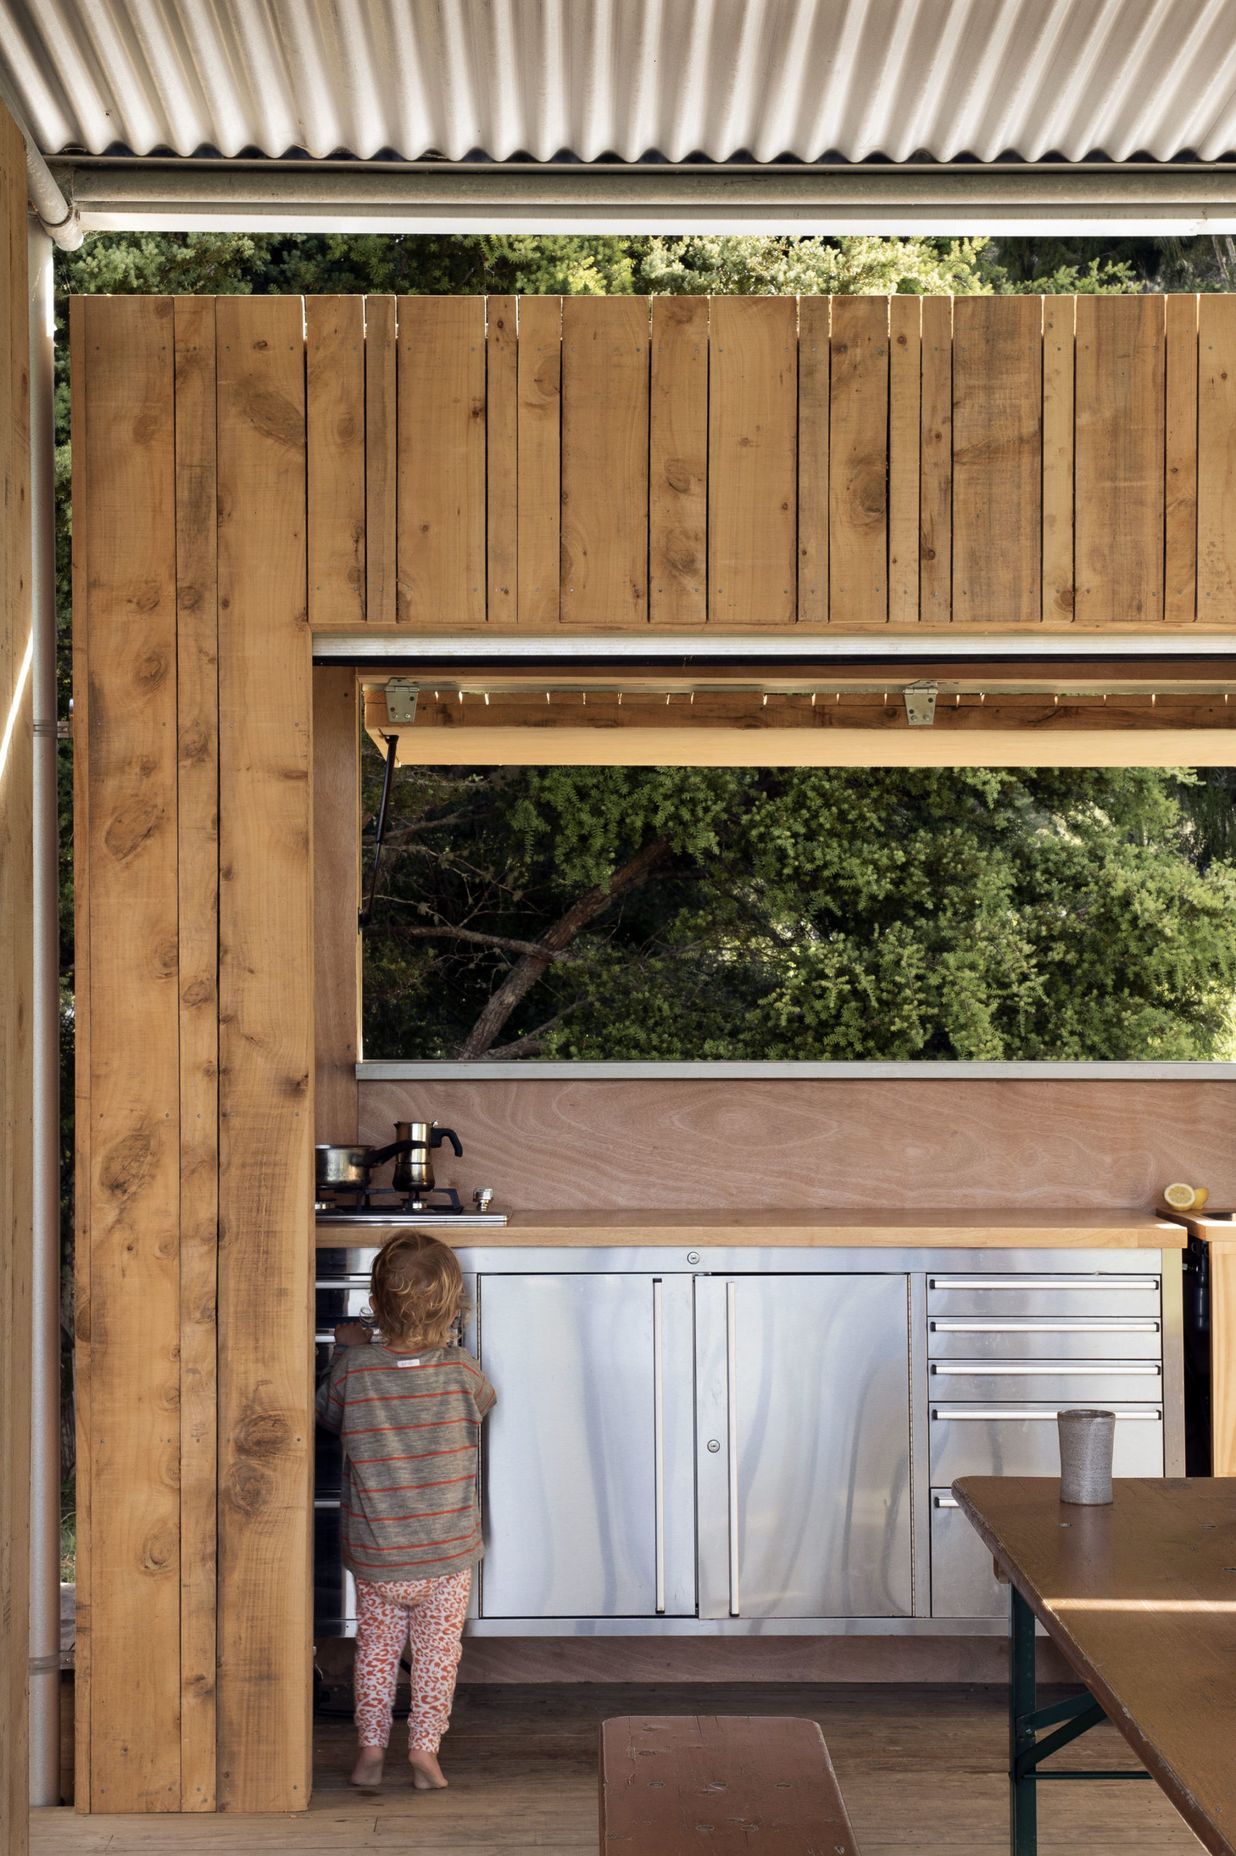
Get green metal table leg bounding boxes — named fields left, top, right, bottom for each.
left=1010, top=1587, right=1038, bottom=1856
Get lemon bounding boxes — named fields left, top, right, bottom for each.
left=1163, top=1182, right=1201, bottom=1210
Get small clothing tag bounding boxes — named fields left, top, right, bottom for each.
left=396, top=1358, right=421, bottom=1368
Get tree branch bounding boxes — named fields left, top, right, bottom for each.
left=456, top=837, right=672, bottom=1058
left=374, top=911, right=578, bottom=963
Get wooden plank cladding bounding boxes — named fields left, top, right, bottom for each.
left=314, top=292, right=1235, bottom=634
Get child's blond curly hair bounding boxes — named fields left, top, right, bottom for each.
left=370, top=1231, right=465, bottom=1347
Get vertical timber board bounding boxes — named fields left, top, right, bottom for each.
left=953, top=296, right=1041, bottom=625
left=1075, top=295, right=1165, bottom=626
left=173, top=297, right=218, bottom=1811
left=1211, top=1244, right=1236, bottom=1475
left=313, top=670, right=360, bottom=1142
left=1041, top=298, right=1076, bottom=624
left=216, top=296, right=313, bottom=1813
left=486, top=295, right=518, bottom=625
left=561, top=297, right=649, bottom=627
left=888, top=295, right=921, bottom=625
left=0, top=101, right=32, bottom=1855
left=796, top=296, right=829, bottom=626
left=1197, top=295, right=1236, bottom=624
left=1164, top=295, right=1199, bottom=626
left=516, top=296, right=562, bottom=628
left=306, top=297, right=365, bottom=629
left=68, top=296, right=92, bottom=1819
left=650, top=295, right=708, bottom=627
left=80, top=296, right=182, bottom=1811
left=364, top=297, right=397, bottom=625
left=919, top=296, right=952, bottom=626
left=829, top=296, right=889, bottom=626
left=709, top=295, right=797, bottom=626
left=396, top=297, right=485, bottom=628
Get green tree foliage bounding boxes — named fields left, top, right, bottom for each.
left=363, top=765, right=1236, bottom=1063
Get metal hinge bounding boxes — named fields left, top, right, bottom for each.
left=384, top=678, right=419, bottom=725
left=903, top=681, right=938, bottom=726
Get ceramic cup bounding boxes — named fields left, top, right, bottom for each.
left=1057, top=1408, right=1116, bottom=1505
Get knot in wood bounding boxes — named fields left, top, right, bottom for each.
left=236, top=1411, right=291, bottom=1460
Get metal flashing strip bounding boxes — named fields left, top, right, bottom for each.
left=316, top=633, right=1236, bottom=663
left=357, top=1060, right=1236, bottom=1081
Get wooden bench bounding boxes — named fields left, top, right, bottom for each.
left=599, top=1714, right=862, bottom=1854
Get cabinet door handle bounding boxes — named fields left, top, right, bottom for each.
left=726, top=1281, right=740, bottom=1618
left=928, top=1276, right=1159, bottom=1292
left=929, top=1318, right=1160, bottom=1333
left=930, top=1361, right=1161, bottom=1377
left=932, top=1493, right=960, bottom=1510
left=930, top=1406, right=1162, bottom=1422
left=652, top=1278, right=665, bottom=1616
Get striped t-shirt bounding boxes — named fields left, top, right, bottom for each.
left=316, top=1340, right=496, bottom=1583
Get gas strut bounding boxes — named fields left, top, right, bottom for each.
left=358, top=732, right=399, bottom=932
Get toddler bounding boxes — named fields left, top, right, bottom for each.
left=316, top=1230, right=496, bottom=1790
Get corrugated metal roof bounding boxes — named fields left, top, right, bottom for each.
left=3, top=0, right=1236, bottom=169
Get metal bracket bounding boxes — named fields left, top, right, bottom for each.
left=903, top=681, right=938, bottom=726
left=385, top=678, right=419, bottom=725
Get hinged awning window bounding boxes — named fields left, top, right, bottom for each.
left=362, top=664, right=1236, bottom=766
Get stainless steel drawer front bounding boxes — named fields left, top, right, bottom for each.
left=929, top=1403, right=1164, bottom=1482
left=930, top=1488, right=1006, bottom=1619
left=928, top=1317, right=1162, bottom=1359
left=928, top=1277, right=1160, bottom=1319
left=929, top=1360, right=1163, bottom=1402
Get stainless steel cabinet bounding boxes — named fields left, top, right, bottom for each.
left=475, top=1272, right=696, bottom=1619
left=695, top=1274, right=913, bottom=1619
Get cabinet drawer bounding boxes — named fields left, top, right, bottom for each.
left=928, top=1359, right=1163, bottom=1402
left=929, top=1403, right=1164, bottom=1482
left=930, top=1488, right=1006, bottom=1619
left=928, top=1275, right=1160, bottom=1319
left=928, top=1316, right=1162, bottom=1359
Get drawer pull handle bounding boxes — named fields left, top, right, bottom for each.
left=930, top=1361, right=1161, bottom=1377
left=929, top=1276, right=1159, bottom=1292
left=930, top=1319, right=1159, bottom=1333
left=933, top=1493, right=961, bottom=1510
left=931, top=1406, right=1162, bottom=1422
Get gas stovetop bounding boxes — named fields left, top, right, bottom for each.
left=314, top=1185, right=508, bottom=1227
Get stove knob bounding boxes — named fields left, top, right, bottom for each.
left=473, top=1187, right=495, bottom=1212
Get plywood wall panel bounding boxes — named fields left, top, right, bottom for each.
left=1075, top=295, right=1165, bottom=626
left=516, top=295, right=562, bottom=628
left=918, top=295, right=952, bottom=627
left=1, top=102, right=32, bottom=1856
left=360, top=1077, right=1236, bottom=1214
left=829, top=296, right=888, bottom=626
left=172, top=296, right=219, bottom=1812
left=709, top=296, right=797, bottom=627
left=953, top=297, right=1041, bottom=626
left=486, top=294, right=518, bottom=626
left=78, top=294, right=182, bottom=1812
left=1197, top=294, right=1236, bottom=624
left=215, top=296, right=313, bottom=1813
left=561, top=297, right=649, bottom=628
left=396, top=296, right=485, bottom=628
left=650, top=295, right=709, bottom=628
left=1165, top=294, right=1200, bottom=626
left=1041, top=297, right=1075, bottom=625
left=306, top=296, right=365, bottom=629
left=363, top=296, right=397, bottom=625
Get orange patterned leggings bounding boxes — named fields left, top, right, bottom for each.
left=354, top=1569, right=472, bottom=1752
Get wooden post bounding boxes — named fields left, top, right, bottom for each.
left=1, top=99, right=33, bottom=1856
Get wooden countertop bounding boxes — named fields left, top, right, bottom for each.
left=315, top=1208, right=1184, bottom=1248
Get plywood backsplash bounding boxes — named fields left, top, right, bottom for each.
left=357, top=1078, right=1236, bottom=1212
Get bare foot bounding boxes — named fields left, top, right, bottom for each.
left=408, top=1748, right=448, bottom=1790
left=350, top=1746, right=385, bottom=1789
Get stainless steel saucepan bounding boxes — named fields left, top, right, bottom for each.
left=315, top=1120, right=464, bottom=1193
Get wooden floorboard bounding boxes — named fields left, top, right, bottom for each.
left=33, top=1683, right=1202, bottom=1852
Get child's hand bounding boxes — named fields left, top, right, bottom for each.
left=334, top=1320, right=373, bottom=1348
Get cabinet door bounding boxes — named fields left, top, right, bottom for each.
left=476, top=1273, right=695, bottom=1618
left=696, top=1275, right=912, bottom=1619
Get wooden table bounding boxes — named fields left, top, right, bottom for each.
left=952, top=1478, right=1236, bottom=1856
